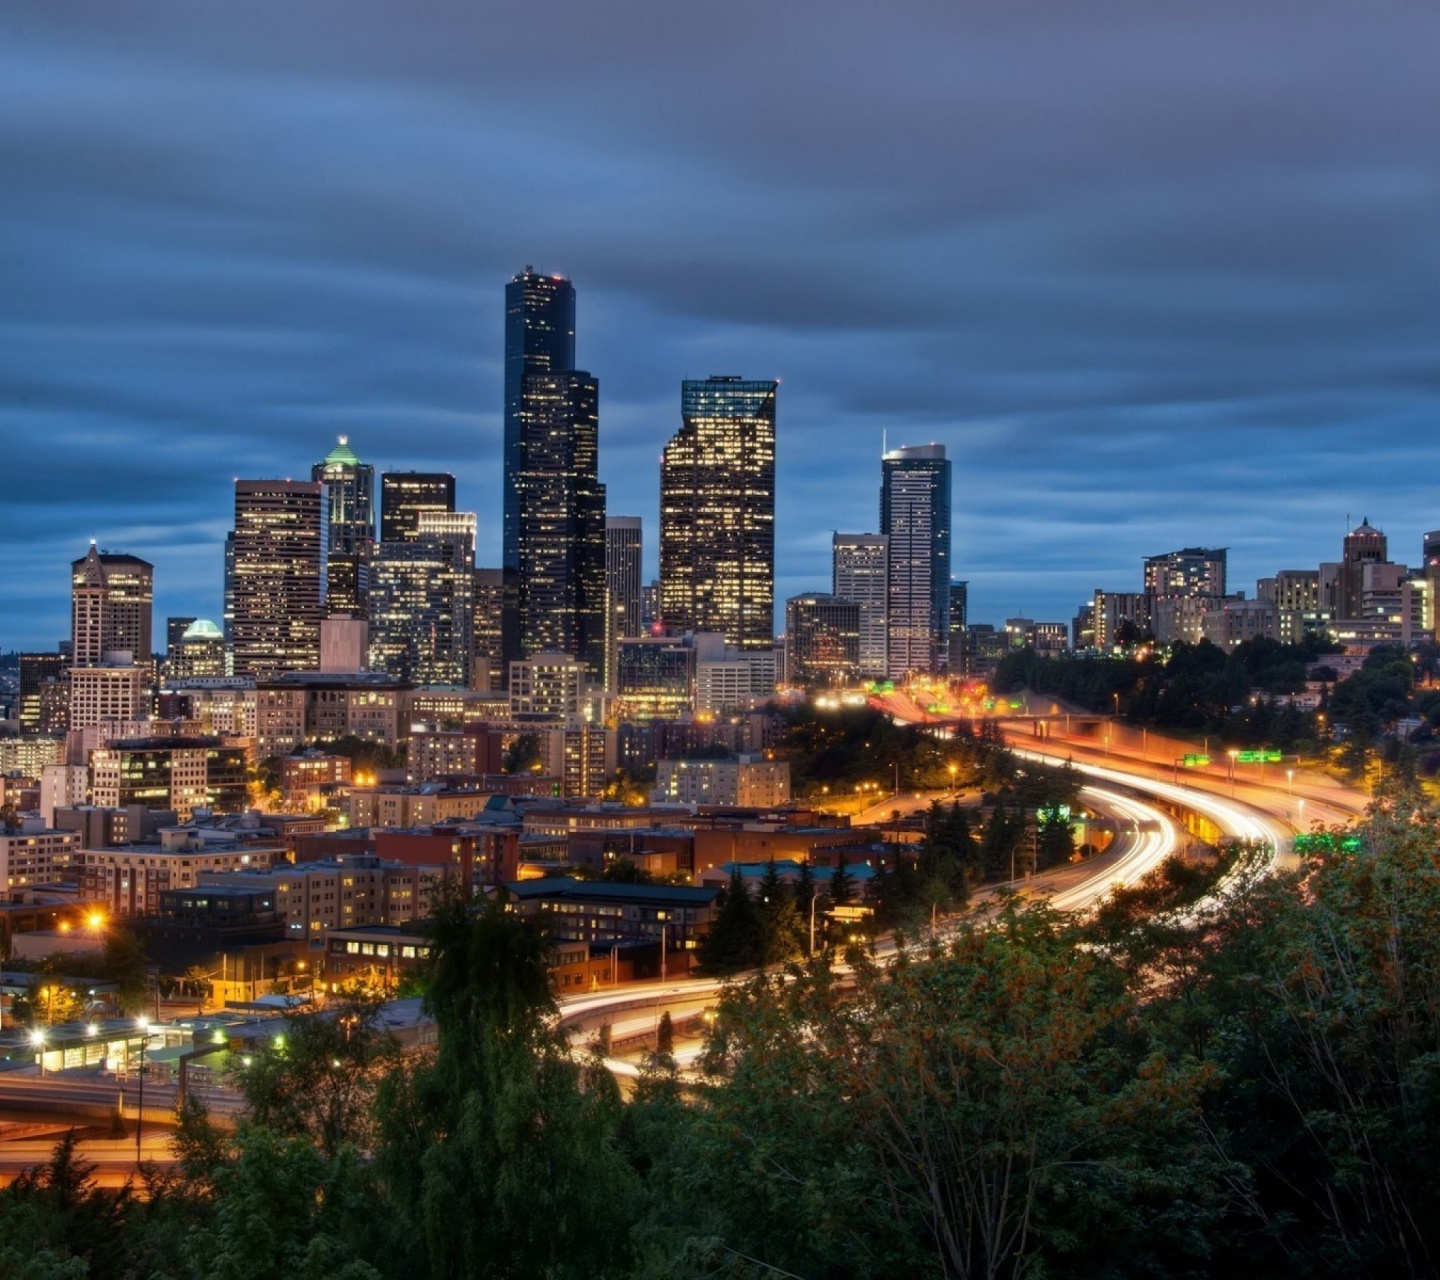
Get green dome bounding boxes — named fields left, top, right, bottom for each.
left=321, top=436, right=361, bottom=469
left=182, top=619, right=224, bottom=641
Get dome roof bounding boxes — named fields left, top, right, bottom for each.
left=182, top=619, right=224, bottom=641
left=321, top=436, right=361, bottom=468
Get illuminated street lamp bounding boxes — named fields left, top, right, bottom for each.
left=29, top=1027, right=46, bottom=1077
left=134, top=1016, right=150, bottom=1163
left=1227, top=749, right=1239, bottom=798
left=947, top=763, right=957, bottom=794
left=1286, top=768, right=1294, bottom=795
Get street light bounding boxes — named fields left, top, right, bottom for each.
left=134, top=1016, right=150, bottom=1163
left=29, top=1027, right=46, bottom=1077
left=947, top=763, right=957, bottom=794
left=1227, top=749, right=1239, bottom=799
left=1286, top=768, right=1294, bottom=795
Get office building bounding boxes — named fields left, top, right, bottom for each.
left=785, top=594, right=861, bottom=689
left=660, top=376, right=777, bottom=650
left=255, top=671, right=412, bottom=757
left=604, top=517, right=643, bottom=690
left=368, top=511, right=476, bottom=687
left=472, top=569, right=507, bottom=692
left=71, top=544, right=154, bottom=665
left=1425, top=532, right=1440, bottom=640
left=163, top=619, right=226, bottom=680
left=1143, top=548, right=1227, bottom=601
left=501, top=269, right=606, bottom=679
left=880, top=444, right=951, bottom=678
left=513, top=370, right=607, bottom=677
left=18, top=653, right=69, bottom=736
left=0, top=820, right=78, bottom=892
left=831, top=533, right=889, bottom=680
left=68, top=661, right=149, bottom=731
left=947, top=581, right=969, bottom=674
left=615, top=636, right=696, bottom=720
left=313, top=437, right=375, bottom=617
left=230, top=480, right=326, bottom=680
left=89, top=737, right=248, bottom=822
left=508, top=652, right=586, bottom=721
left=379, top=472, right=456, bottom=543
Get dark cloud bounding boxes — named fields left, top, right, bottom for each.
left=2, top=0, right=1439, bottom=648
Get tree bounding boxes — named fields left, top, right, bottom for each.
left=697, top=870, right=762, bottom=974
left=232, top=994, right=401, bottom=1159
left=501, top=732, right=543, bottom=775
left=755, top=861, right=804, bottom=965
left=372, top=897, right=639, bottom=1278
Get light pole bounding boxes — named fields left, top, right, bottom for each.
left=1227, top=749, right=1239, bottom=799
left=808, top=889, right=820, bottom=955
left=1286, top=768, right=1294, bottom=795
left=134, top=1016, right=150, bottom=1163
left=948, top=763, right=957, bottom=794
left=29, top=1027, right=46, bottom=1077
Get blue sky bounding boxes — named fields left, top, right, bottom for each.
left=3, top=1, right=1439, bottom=650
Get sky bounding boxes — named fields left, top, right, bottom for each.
left=3, top=1, right=1439, bottom=652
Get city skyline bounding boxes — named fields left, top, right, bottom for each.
left=4, top=3, right=1440, bottom=648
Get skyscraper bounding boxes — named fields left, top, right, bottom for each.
left=71, top=544, right=154, bottom=664
left=785, top=594, right=861, bottom=689
left=313, top=437, right=375, bottom=617
left=379, top=472, right=456, bottom=543
left=230, top=480, right=326, bottom=680
left=604, top=517, right=643, bottom=690
left=369, top=511, right=476, bottom=687
left=502, top=268, right=605, bottom=679
left=660, top=376, right=777, bottom=651
left=881, top=444, right=951, bottom=679
left=832, top=532, right=888, bottom=680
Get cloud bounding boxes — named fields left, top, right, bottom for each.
left=2, top=0, right=1439, bottom=648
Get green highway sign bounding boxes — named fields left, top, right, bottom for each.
left=1235, top=749, right=1283, bottom=764
left=1181, top=754, right=1210, bottom=767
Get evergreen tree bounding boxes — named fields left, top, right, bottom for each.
left=697, top=870, right=762, bottom=974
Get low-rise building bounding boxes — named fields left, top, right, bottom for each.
left=651, top=754, right=790, bottom=808
left=77, top=828, right=279, bottom=917
left=89, top=736, right=248, bottom=821
left=0, top=819, right=78, bottom=891
left=255, top=672, right=413, bottom=758
left=499, top=877, right=720, bottom=957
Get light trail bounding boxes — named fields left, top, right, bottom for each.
left=1044, top=786, right=1179, bottom=912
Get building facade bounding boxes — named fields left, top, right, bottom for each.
left=230, top=480, right=326, bottom=679
left=71, top=545, right=154, bottom=665
left=832, top=533, right=889, bottom=680
left=660, top=376, right=777, bottom=650
left=785, top=594, right=861, bottom=689
left=881, top=445, right=951, bottom=678
left=312, top=437, right=375, bottom=618
left=604, top=517, right=643, bottom=691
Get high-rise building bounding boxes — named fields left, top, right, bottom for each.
left=1143, top=548, right=1227, bottom=601
left=832, top=533, right=888, bottom=680
left=660, top=376, right=777, bottom=651
left=785, top=594, right=861, bottom=689
left=948, top=581, right=969, bottom=674
left=605, top=517, right=643, bottom=690
left=472, top=569, right=507, bottom=692
left=71, top=544, right=154, bottom=664
left=502, top=268, right=605, bottom=679
left=313, top=437, right=375, bottom=618
left=514, top=371, right=606, bottom=677
left=368, top=511, right=476, bottom=687
left=379, top=472, right=456, bottom=543
left=230, top=480, right=327, bottom=680
left=166, top=617, right=197, bottom=653
left=1424, top=531, right=1440, bottom=641
left=163, top=620, right=227, bottom=680
left=1340, top=519, right=1387, bottom=620
left=880, top=444, right=951, bottom=678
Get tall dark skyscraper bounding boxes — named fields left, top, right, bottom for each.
left=660, top=376, right=777, bottom=651
left=380, top=472, right=456, bottom=543
left=230, top=480, right=326, bottom=679
left=369, top=511, right=475, bottom=687
left=313, top=437, right=375, bottom=617
left=881, top=444, right=951, bottom=678
left=502, top=267, right=606, bottom=680
left=604, top=516, right=643, bottom=690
